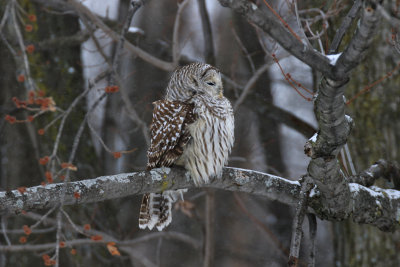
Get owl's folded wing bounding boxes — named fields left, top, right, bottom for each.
left=147, top=100, right=195, bottom=169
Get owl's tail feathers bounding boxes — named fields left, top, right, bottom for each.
left=138, top=190, right=188, bottom=231
left=138, top=192, right=172, bottom=231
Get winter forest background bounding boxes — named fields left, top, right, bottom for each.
left=1, top=0, right=400, bottom=266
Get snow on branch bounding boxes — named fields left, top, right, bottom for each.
left=0, top=167, right=300, bottom=214
left=0, top=166, right=399, bottom=231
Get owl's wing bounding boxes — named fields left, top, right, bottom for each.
left=147, top=100, right=195, bottom=169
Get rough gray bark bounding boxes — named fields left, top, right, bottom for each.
left=0, top=165, right=399, bottom=231
left=305, top=3, right=382, bottom=224
left=218, top=0, right=335, bottom=79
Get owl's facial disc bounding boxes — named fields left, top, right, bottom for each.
left=200, top=69, right=223, bottom=99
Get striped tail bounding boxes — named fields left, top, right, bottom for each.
left=138, top=192, right=172, bottom=231
left=138, top=190, right=188, bottom=231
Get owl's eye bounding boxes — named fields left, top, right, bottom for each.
left=206, top=82, right=215, bottom=86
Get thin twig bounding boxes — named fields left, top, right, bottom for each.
left=293, top=0, right=312, bottom=47
left=344, top=143, right=356, bottom=175
left=288, top=176, right=313, bottom=267
left=0, top=227, right=55, bottom=235
left=111, top=0, right=142, bottom=79
left=81, top=15, right=150, bottom=145
left=67, top=0, right=176, bottom=71
left=234, top=64, right=270, bottom=111
left=306, top=214, right=317, bottom=267
left=10, top=0, right=35, bottom=92
left=378, top=4, right=400, bottom=28
left=54, top=211, right=62, bottom=267
left=1, top=217, right=11, bottom=246
left=30, top=206, right=58, bottom=230
left=60, top=209, right=86, bottom=236
left=230, top=24, right=256, bottom=73
left=203, top=189, right=215, bottom=267
left=197, top=0, right=215, bottom=64
left=87, top=119, right=113, bottom=153
left=173, top=0, right=190, bottom=64
left=0, top=32, right=17, bottom=56
left=0, top=2, right=11, bottom=33
left=233, top=193, right=289, bottom=261
left=50, top=86, right=91, bottom=158
left=155, top=237, right=162, bottom=267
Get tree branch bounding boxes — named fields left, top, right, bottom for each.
left=67, top=0, right=177, bottom=71
left=198, top=0, right=215, bottom=64
left=0, top=167, right=300, bottom=214
left=333, top=1, right=381, bottom=78
left=1, top=166, right=399, bottom=231
left=217, top=0, right=335, bottom=79
left=328, top=0, right=362, bottom=55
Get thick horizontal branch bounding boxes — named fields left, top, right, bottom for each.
left=0, top=167, right=300, bottom=214
left=1, top=166, right=399, bottom=231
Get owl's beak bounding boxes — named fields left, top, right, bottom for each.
left=218, top=89, right=223, bottom=99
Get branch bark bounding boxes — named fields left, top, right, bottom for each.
left=304, top=1, right=382, bottom=222
left=1, top=166, right=399, bottom=231
left=333, top=1, right=381, bottom=78
left=217, top=0, right=335, bottom=79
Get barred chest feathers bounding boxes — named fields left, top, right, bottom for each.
left=175, top=95, right=235, bottom=185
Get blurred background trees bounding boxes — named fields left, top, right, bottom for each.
left=0, top=0, right=399, bottom=266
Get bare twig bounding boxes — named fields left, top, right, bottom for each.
left=30, top=206, right=58, bottom=230
left=230, top=25, right=256, bottom=73
left=293, top=0, right=312, bottom=47
left=67, top=0, right=177, bottom=71
left=306, top=214, right=317, bottom=267
left=111, top=0, right=142, bottom=77
left=233, top=193, right=289, bottom=261
left=0, top=231, right=200, bottom=252
left=81, top=15, right=151, bottom=145
left=173, top=0, right=190, bottom=64
left=1, top=217, right=11, bottom=246
left=10, top=0, right=35, bottom=92
left=0, top=3, right=11, bottom=33
left=344, top=144, right=356, bottom=175
left=378, top=4, right=400, bottom=28
left=0, top=227, right=55, bottom=235
left=234, top=64, right=270, bottom=111
left=60, top=209, right=86, bottom=235
left=50, top=86, right=91, bottom=158
left=203, top=189, right=215, bottom=267
left=288, top=176, right=313, bottom=267
left=54, top=211, right=62, bottom=267
left=218, top=0, right=335, bottom=80
left=36, top=30, right=90, bottom=50
left=197, top=0, right=215, bottom=64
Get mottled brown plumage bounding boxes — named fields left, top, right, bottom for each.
left=139, top=63, right=235, bottom=231
left=146, top=100, right=195, bottom=169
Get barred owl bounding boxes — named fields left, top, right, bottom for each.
left=139, top=62, right=235, bottom=231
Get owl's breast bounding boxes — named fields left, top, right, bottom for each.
left=179, top=102, right=234, bottom=185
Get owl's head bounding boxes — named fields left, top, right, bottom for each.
left=165, top=62, right=223, bottom=101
